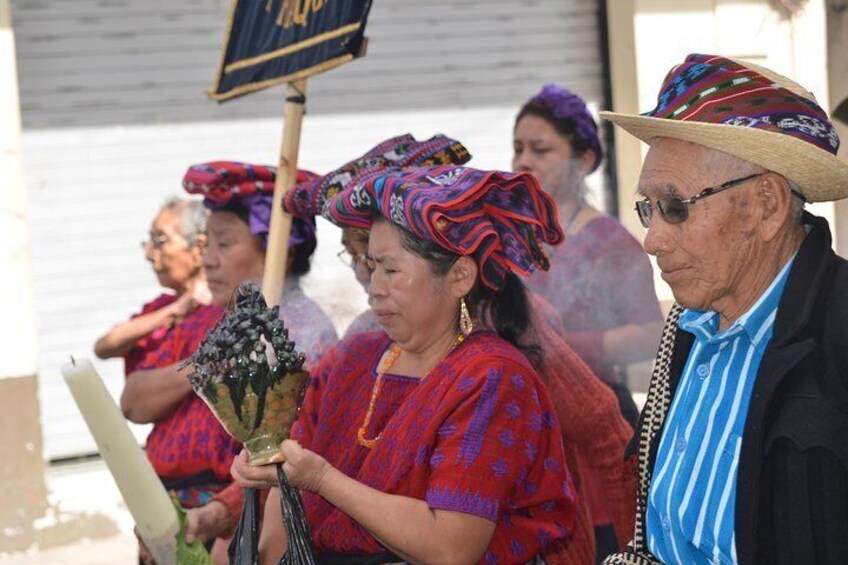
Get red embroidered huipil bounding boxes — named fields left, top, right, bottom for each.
left=137, top=304, right=241, bottom=487
left=291, top=330, right=576, bottom=563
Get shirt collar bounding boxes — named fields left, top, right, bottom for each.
left=678, top=252, right=797, bottom=352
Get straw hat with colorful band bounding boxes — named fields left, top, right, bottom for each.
left=601, top=53, right=848, bottom=202
left=322, top=165, right=564, bottom=291
left=284, top=134, right=472, bottom=219
left=182, top=161, right=318, bottom=249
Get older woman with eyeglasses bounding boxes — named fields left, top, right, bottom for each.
left=338, top=227, right=382, bottom=338
left=95, top=198, right=211, bottom=373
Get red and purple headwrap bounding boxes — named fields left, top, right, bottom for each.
left=182, top=161, right=318, bottom=250
left=322, top=165, right=564, bottom=291
left=526, top=84, right=603, bottom=173
left=284, top=134, right=471, bottom=218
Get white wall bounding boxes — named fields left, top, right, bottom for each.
left=0, top=0, right=37, bottom=379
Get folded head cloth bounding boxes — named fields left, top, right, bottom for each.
left=601, top=53, right=848, bottom=202
left=322, top=165, right=564, bottom=290
left=526, top=84, right=603, bottom=173
left=183, top=161, right=318, bottom=249
left=284, top=133, right=471, bottom=218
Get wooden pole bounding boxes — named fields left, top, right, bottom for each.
left=262, top=79, right=307, bottom=307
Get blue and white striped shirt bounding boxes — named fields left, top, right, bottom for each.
left=646, top=255, right=796, bottom=565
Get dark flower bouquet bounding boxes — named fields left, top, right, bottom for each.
left=185, top=283, right=317, bottom=564
left=186, top=283, right=309, bottom=465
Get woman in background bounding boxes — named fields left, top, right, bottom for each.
left=514, top=84, right=662, bottom=560
left=513, top=84, right=663, bottom=419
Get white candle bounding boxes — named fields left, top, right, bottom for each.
left=61, top=357, right=178, bottom=565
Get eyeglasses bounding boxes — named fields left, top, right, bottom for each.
left=635, top=173, right=764, bottom=228
left=337, top=249, right=366, bottom=268
left=141, top=233, right=171, bottom=250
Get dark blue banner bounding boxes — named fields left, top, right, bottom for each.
left=210, top=0, right=373, bottom=101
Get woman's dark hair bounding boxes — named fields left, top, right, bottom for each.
left=396, top=225, right=539, bottom=361
left=216, top=201, right=315, bottom=276
left=218, top=200, right=252, bottom=225
left=515, top=102, right=595, bottom=160
left=289, top=239, right=316, bottom=276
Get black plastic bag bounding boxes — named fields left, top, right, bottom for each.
left=228, top=465, right=317, bottom=565
left=277, top=465, right=318, bottom=565
left=228, top=486, right=261, bottom=565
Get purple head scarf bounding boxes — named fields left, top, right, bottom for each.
left=525, top=84, right=603, bottom=172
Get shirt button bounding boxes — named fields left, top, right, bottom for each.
left=662, top=515, right=671, bottom=532
left=696, top=363, right=710, bottom=378
left=675, top=437, right=687, bottom=453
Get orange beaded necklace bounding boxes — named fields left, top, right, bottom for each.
left=357, top=333, right=465, bottom=449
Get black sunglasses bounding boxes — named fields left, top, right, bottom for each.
left=635, top=173, right=766, bottom=228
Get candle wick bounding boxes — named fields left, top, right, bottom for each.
left=70, top=355, right=76, bottom=366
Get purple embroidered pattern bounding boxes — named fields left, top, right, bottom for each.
left=498, top=429, right=517, bottom=448
left=457, top=367, right=500, bottom=468
left=491, top=458, right=509, bottom=477
left=427, top=486, right=500, bottom=522
left=505, top=400, right=522, bottom=419
left=140, top=305, right=242, bottom=487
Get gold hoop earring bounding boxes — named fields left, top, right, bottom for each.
left=459, top=297, right=474, bottom=336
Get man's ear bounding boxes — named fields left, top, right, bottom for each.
left=448, top=256, right=478, bottom=298
left=758, top=173, right=795, bottom=242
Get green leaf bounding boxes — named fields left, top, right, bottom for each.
left=171, top=495, right=214, bottom=565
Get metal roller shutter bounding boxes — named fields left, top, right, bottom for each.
left=12, top=0, right=606, bottom=459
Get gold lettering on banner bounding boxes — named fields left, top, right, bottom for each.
left=265, top=0, right=328, bottom=29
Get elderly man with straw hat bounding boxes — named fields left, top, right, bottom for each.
left=601, top=54, right=848, bottom=565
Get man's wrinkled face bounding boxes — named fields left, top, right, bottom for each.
left=639, top=139, right=765, bottom=315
